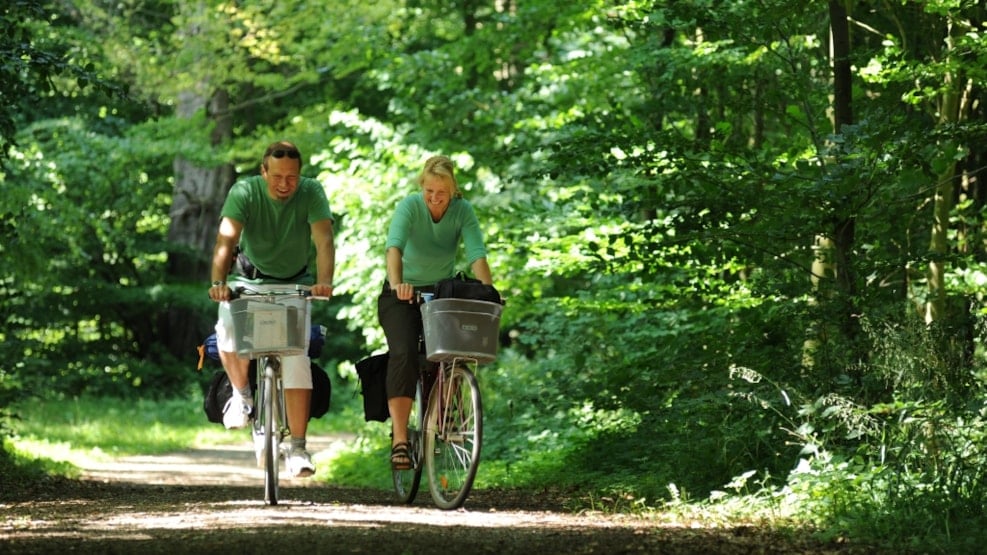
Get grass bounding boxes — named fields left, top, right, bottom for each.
left=6, top=380, right=352, bottom=458
left=4, top=388, right=626, bottom=501
left=3, top=380, right=411, bottom=493
left=13, top=396, right=227, bottom=458
left=0, top=385, right=773, bottom=505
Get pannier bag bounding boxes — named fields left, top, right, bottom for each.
left=434, top=271, right=501, bottom=304
left=355, top=353, right=390, bottom=422
left=202, top=361, right=332, bottom=423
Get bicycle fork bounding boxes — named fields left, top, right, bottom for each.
left=255, top=358, right=288, bottom=461
left=434, top=361, right=468, bottom=441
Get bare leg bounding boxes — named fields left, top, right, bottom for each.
left=217, top=352, right=253, bottom=429
left=219, top=351, right=251, bottom=389
left=285, top=388, right=311, bottom=439
left=389, top=396, right=413, bottom=446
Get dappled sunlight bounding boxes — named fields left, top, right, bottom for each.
left=1, top=486, right=851, bottom=555
left=78, top=502, right=650, bottom=531
left=3, top=493, right=675, bottom=541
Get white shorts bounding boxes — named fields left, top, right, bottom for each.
left=215, top=297, right=313, bottom=390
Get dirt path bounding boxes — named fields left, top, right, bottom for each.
left=0, top=435, right=885, bottom=554
left=77, top=434, right=346, bottom=487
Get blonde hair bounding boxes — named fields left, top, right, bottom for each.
left=418, top=155, right=463, bottom=199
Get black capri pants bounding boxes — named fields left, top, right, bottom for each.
left=377, top=283, right=434, bottom=399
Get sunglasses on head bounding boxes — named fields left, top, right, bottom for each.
left=270, top=149, right=300, bottom=159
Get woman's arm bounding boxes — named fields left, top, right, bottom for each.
left=470, top=257, right=493, bottom=285
left=387, top=246, right=414, bottom=300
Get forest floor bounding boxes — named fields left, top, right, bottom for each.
left=0, top=434, right=891, bottom=554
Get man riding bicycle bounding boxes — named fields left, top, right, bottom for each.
left=207, top=140, right=335, bottom=478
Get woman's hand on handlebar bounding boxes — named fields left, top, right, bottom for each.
left=392, top=283, right=414, bottom=302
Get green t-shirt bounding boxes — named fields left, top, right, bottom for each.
left=221, top=175, right=333, bottom=283
left=384, top=193, right=488, bottom=286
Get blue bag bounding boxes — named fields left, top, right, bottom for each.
left=198, top=324, right=326, bottom=365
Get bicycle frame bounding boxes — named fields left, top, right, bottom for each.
left=392, top=290, right=488, bottom=510
left=230, top=284, right=316, bottom=506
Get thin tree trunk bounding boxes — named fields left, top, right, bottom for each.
left=924, top=28, right=968, bottom=323
left=804, top=1, right=857, bottom=369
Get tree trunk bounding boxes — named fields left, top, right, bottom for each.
left=926, top=164, right=955, bottom=325
left=161, top=87, right=234, bottom=359
left=925, top=23, right=969, bottom=324
left=804, top=1, right=857, bottom=370
left=167, top=89, right=234, bottom=281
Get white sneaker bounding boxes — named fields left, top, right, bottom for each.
left=222, top=394, right=252, bottom=430
left=286, top=447, right=316, bottom=478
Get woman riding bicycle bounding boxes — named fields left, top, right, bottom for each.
left=208, top=140, right=336, bottom=478
left=378, top=154, right=495, bottom=471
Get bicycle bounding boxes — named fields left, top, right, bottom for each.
left=228, top=284, right=325, bottom=505
left=392, top=292, right=504, bottom=510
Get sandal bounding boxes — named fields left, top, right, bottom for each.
left=391, top=442, right=412, bottom=470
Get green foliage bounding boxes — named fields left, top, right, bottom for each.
left=0, top=1, right=125, bottom=159
left=724, top=314, right=987, bottom=552
left=0, top=118, right=188, bottom=397
left=4, top=1, right=987, bottom=552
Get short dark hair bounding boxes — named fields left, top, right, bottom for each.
left=262, top=141, right=302, bottom=169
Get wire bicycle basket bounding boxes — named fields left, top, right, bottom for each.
left=421, top=298, right=503, bottom=363
left=230, top=295, right=309, bottom=358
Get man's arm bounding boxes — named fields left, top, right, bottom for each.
left=310, top=218, right=335, bottom=297
left=208, top=217, right=243, bottom=301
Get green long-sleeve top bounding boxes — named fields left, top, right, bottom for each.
left=384, top=192, right=488, bottom=286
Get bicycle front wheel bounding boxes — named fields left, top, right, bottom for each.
left=393, top=379, right=424, bottom=504
left=424, top=364, right=482, bottom=510
left=259, top=361, right=279, bottom=505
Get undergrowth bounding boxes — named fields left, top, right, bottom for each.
left=5, top=314, right=987, bottom=554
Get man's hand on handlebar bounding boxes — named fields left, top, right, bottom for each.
left=209, top=283, right=232, bottom=302
left=311, top=283, right=334, bottom=298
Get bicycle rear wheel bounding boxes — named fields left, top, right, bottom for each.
left=424, top=363, right=482, bottom=510
left=393, top=379, right=424, bottom=503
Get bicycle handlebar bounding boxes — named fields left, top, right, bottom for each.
left=390, top=288, right=506, bottom=307
left=230, top=284, right=329, bottom=301
left=387, top=287, right=434, bottom=305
